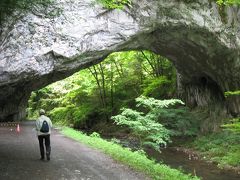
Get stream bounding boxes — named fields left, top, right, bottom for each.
left=105, top=136, right=240, bottom=180
left=146, top=147, right=240, bottom=180
left=93, top=132, right=240, bottom=180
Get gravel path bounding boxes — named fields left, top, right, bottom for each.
left=0, top=121, right=148, bottom=180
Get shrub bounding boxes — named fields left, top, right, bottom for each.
left=143, top=76, right=176, bottom=99
left=49, top=104, right=97, bottom=128
left=49, top=106, right=72, bottom=125
left=112, top=96, right=185, bottom=151
left=155, top=107, right=200, bottom=136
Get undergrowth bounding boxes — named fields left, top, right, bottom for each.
left=192, top=130, right=240, bottom=168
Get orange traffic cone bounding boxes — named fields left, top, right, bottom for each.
left=16, top=124, right=20, bottom=133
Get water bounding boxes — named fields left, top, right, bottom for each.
left=86, top=132, right=240, bottom=180
left=146, top=148, right=240, bottom=180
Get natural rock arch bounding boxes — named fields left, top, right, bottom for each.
left=0, top=0, right=239, bottom=126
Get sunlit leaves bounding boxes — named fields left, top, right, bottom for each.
left=28, top=50, right=176, bottom=128
left=135, top=95, right=184, bottom=110
left=96, top=0, right=131, bottom=9
left=112, top=96, right=184, bottom=151
left=221, top=118, right=240, bottom=133
left=224, top=90, right=240, bottom=97
left=216, top=0, right=240, bottom=5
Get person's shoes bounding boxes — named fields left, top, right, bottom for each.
left=46, top=152, right=50, bottom=161
left=40, top=157, right=44, bottom=161
left=47, top=156, right=50, bottom=161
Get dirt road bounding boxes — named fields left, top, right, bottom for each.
left=0, top=121, right=147, bottom=180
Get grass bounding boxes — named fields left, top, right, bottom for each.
left=192, top=131, right=240, bottom=168
left=61, top=127, right=199, bottom=180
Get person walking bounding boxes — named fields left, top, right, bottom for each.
left=36, top=109, right=52, bottom=161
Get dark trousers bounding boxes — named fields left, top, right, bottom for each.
left=38, top=134, right=51, bottom=158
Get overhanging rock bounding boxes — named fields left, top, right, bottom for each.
left=0, top=0, right=239, bottom=121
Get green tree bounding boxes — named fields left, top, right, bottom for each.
left=112, top=96, right=184, bottom=151
left=28, top=51, right=177, bottom=129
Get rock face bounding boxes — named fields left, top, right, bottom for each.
left=0, top=0, right=239, bottom=124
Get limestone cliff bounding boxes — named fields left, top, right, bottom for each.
left=0, top=0, right=239, bottom=125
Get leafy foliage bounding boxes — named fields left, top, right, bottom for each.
left=192, top=131, right=240, bottom=167
left=156, top=107, right=200, bottom=136
left=90, top=132, right=101, bottom=138
left=135, top=96, right=200, bottom=136
left=95, top=0, right=240, bottom=10
left=112, top=96, right=185, bottom=151
left=28, top=51, right=176, bottom=129
left=112, top=107, right=171, bottom=151
left=49, top=104, right=94, bottom=127
left=96, top=0, right=131, bottom=9
left=224, top=90, right=240, bottom=97
left=216, top=0, right=240, bottom=5
left=143, top=76, right=176, bottom=99
left=135, top=96, right=184, bottom=110
left=221, top=118, right=240, bottom=133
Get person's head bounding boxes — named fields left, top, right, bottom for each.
left=39, top=109, right=45, bottom=115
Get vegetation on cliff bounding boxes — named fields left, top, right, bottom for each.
left=96, top=0, right=240, bottom=9
left=225, top=90, right=240, bottom=97
left=96, top=0, right=131, bottom=9
left=1, top=0, right=240, bottom=25
left=216, top=0, right=240, bottom=5
left=0, top=0, right=59, bottom=25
